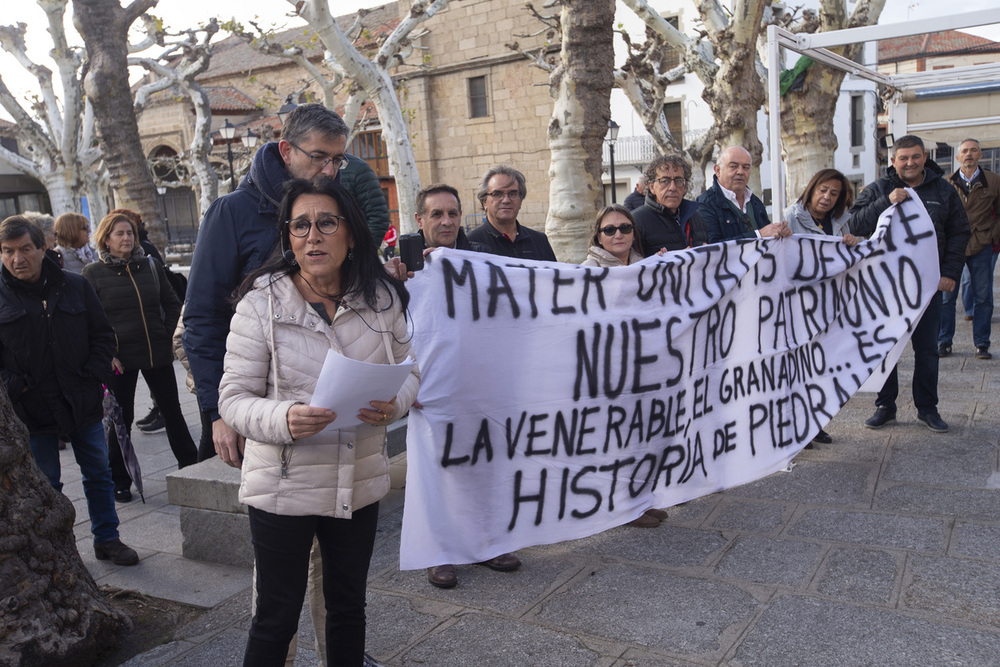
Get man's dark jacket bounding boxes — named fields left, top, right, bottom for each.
left=0, top=257, right=115, bottom=434
left=340, top=154, right=391, bottom=245
left=623, top=189, right=645, bottom=212
left=183, top=142, right=289, bottom=419
left=418, top=227, right=489, bottom=253
left=848, top=159, right=971, bottom=282
left=466, top=219, right=557, bottom=261
left=697, top=175, right=771, bottom=243
left=633, top=195, right=707, bottom=256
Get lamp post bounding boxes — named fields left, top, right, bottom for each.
left=155, top=185, right=171, bottom=242
left=220, top=119, right=237, bottom=188
left=606, top=119, right=620, bottom=203
left=277, top=95, right=297, bottom=125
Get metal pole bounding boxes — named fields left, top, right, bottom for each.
left=226, top=140, right=235, bottom=190
left=767, top=25, right=784, bottom=222
left=609, top=143, right=617, bottom=204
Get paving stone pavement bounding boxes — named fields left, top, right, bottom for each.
left=57, top=311, right=999, bottom=666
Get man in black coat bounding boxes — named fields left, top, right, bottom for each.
left=848, top=135, right=971, bottom=433
left=623, top=175, right=647, bottom=212
left=0, top=216, right=138, bottom=566
left=466, top=165, right=557, bottom=261
left=697, top=146, right=790, bottom=243
left=632, top=154, right=707, bottom=254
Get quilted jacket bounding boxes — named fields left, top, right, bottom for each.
left=219, top=273, right=419, bottom=518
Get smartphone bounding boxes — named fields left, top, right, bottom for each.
left=398, top=233, right=425, bottom=271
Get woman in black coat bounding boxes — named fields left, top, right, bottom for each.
left=82, top=211, right=197, bottom=502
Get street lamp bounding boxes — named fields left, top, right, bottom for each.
left=606, top=119, right=620, bottom=203
left=277, top=95, right=297, bottom=125
left=242, top=129, right=259, bottom=150
left=220, top=119, right=237, bottom=186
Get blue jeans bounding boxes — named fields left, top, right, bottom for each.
left=940, top=246, right=994, bottom=349
left=878, top=291, right=941, bottom=413
left=30, top=420, right=121, bottom=544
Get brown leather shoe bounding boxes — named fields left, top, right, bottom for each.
left=628, top=512, right=661, bottom=528
left=644, top=508, right=669, bottom=521
left=427, top=564, right=457, bottom=588
left=477, top=552, right=521, bottom=572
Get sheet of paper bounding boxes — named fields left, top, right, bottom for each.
left=309, top=349, right=415, bottom=429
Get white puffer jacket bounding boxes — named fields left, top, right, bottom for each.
left=219, top=273, right=419, bottom=518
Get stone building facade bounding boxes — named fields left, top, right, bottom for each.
left=135, top=0, right=555, bottom=238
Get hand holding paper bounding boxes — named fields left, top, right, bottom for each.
left=309, top=349, right=416, bottom=430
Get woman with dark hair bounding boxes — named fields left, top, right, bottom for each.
left=82, top=211, right=198, bottom=502
left=54, top=212, right=97, bottom=273
left=784, top=169, right=858, bottom=447
left=219, top=175, right=419, bottom=667
left=581, top=204, right=645, bottom=267
left=784, top=168, right=859, bottom=244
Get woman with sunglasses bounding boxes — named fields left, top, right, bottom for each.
left=219, top=175, right=419, bottom=667
left=580, top=204, right=668, bottom=528
left=582, top=204, right=645, bottom=267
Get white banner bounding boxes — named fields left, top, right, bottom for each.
left=399, top=195, right=938, bottom=570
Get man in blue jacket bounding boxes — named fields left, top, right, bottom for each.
left=183, top=103, right=388, bottom=667
left=698, top=146, right=790, bottom=243
left=848, top=135, right=970, bottom=433
left=184, top=104, right=387, bottom=467
left=0, top=216, right=138, bottom=566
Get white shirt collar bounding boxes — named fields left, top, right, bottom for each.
left=961, top=167, right=981, bottom=183
left=719, top=181, right=754, bottom=213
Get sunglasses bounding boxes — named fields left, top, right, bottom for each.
left=600, top=223, right=634, bottom=236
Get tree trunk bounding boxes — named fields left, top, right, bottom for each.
left=0, top=389, right=131, bottom=666
left=699, top=0, right=769, bottom=194
left=780, top=0, right=886, bottom=201
left=545, top=0, right=615, bottom=263
left=73, top=0, right=166, bottom=250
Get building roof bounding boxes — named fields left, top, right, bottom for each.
left=199, top=2, right=400, bottom=81
left=205, top=86, right=260, bottom=112
left=879, top=30, right=1000, bottom=64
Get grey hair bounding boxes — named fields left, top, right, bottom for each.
left=643, top=155, right=692, bottom=184
left=476, top=165, right=527, bottom=208
left=280, top=103, right=349, bottom=145
left=20, top=210, right=55, bottom=242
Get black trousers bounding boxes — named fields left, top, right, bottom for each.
left=245, top=503, right=379, bottom=667
left=876, top=291, right=942, bottom=412
left=106, top=364, right=198, bottom=491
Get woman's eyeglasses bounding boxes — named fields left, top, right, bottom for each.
left=286, top=216, right=345, bottom=237
left=600, top=223, right=634, bottom=236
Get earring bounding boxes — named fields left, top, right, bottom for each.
left=347, top=248, right=355, bottom=260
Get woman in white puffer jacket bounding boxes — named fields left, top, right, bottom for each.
left=219, top=176, right=419, bottom=667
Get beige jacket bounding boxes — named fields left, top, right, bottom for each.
left=581, top=245, right=643, bottom=267
left=219, top=273, right=419, bottom=518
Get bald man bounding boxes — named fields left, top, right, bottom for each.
left=697, top=146, right=790, bottom=243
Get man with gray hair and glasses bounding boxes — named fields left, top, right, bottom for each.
left=632, top=155, right=707, bottom=254
left=467, top=165, right=557, bottom=261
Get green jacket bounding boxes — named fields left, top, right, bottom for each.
left=340, top=154, right=390, bottom=245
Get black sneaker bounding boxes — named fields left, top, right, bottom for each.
left=363, top=652, right=385, bottom=667
left=811, top=429, right=833, bottom=444
left=917, top=411, right=948, bottom=433
left=135, top=406, right=160, bottom=428
left=138, top=415, right=165, bottom=433
left=937, top=344, right=951, bottom=357
left=976, top=347, right=992, bottom=360
left=94, top=538, right=139, bottom=566
left=865, top=407, right=896, bottom=429
left=114, top=488, right=133, bottom=503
